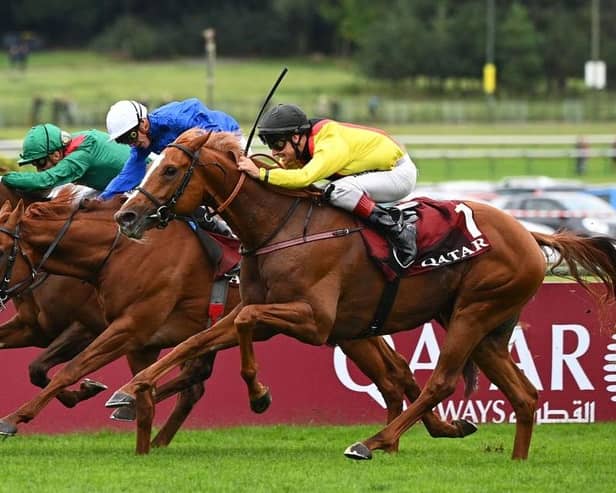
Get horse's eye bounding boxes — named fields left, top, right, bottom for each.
left=163, top=166, right=178, bottom=177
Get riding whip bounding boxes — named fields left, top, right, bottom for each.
left=243, top=67, right=288, bottom=154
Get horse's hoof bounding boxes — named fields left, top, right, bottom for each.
left=453, top=419, right=478, bottom=437
left=105, top=391, right=135, bottom=408
left=344, top=442, right=372, bottom=460
left=250, top=390, right=272, bottom=414
left=0, top=420, right=17, bottom=437
left=81, top=378, right=108, bottom=391
left=110, top=406, right=136, bottom=422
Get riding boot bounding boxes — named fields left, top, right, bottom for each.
left=193, top=206, right=235, bottom=238
left=367, top=205, right=417, bottom=268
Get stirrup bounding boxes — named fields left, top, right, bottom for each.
left=392, top=248, right=415, bottom=269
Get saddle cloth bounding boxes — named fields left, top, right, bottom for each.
left=361, top=197, right=492, bottom=282
left=179, top=218, right=241, bottom=278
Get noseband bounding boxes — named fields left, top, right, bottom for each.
left=0, top=223, right=39, bottom=308
left=136, top=141, right=200, bottom=228
left=136, top=133, right=246, bottom=228
left=0, top=202, right=119, bottom=309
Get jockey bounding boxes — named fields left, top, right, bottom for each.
left=237, top=103, right=418, bottom=268
left=100, top=98, right=244, bottom=200
left=2, top=123, right=129, bottom=192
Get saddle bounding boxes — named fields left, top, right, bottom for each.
left=361, top=197, right=492, bottom=282
left=177, top=216, right=241, bottom=279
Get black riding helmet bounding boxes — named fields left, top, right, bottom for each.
left=258, top=104, right=311, bottom=139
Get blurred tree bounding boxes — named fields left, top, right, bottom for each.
left=355, top=1, right=423, bottom=81
left=498, top=2, right=543, bottom=94
left=318, top=0, right=380, bottom=56
left=4, top=0, right=616, bottom=96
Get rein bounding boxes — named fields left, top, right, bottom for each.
left=0, top=224, right=30, bottom=308
left=135, top=133, right=245, bottom=227
left=0, top=206, right=81, bottom=304
left=241, top=226, right=363, bottom=257
left=137, top=140, right=355, bottom=257
left=0, top=203, right=120, bottom=305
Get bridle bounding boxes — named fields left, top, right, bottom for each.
left=0, top=223, right=37, bottom=309
left=135, top=133, right=245, bottom=228
left=134, top=139, right=361, bottom=257
left=0, top=202, right=121, bottom=309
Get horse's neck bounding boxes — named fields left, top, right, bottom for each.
left=220, top=178, right=335, bottom=249
left=22, top=213, right=117, bottom=278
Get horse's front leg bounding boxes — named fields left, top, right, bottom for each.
left=125, top=350, right=161, bottom=455
left=0, top=320, right=135, bottom=436
left=28, top=322, right=107, bottom=408
left=234, top=301, right=328, bottom=413
left=106, top=305, right=245, bottom=410
left=150, top=354, right=215, bottom=448
left=345, top=317, right=486, bottom=460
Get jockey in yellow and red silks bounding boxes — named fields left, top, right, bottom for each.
left=237, top=104, right=418, bottom=268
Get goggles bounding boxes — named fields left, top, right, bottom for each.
left=116, top=127, right=139, bottom=145
left=31, top=156, right=49, bottom=170
left=259, top=133, right=290, bottom=152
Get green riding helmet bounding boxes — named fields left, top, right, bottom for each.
left=257, top=104, right=311, bottom=137
left=18, top=123, right=71, bottom=165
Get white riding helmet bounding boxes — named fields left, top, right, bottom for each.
left=106, top=100, right=148, bottom=141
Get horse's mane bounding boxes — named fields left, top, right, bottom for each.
left=174, top=128, right=321, bottom=201
left=175, top=128, right=244, bottom=162
left=26, top=185, right=122, bottom=219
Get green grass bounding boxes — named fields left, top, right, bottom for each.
left=0, top=423, right=613, bottom=492
left=417, top=156, right=616, bottom=182
left=0, top=51, right=366, bottom=129
left=3, top=50, right=616, bottom=182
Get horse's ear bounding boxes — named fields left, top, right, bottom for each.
left=190, top=131, right=212, bottom=152
left=15, top=199, right=24, bottom=217
left=0, top=200, right=12, bottom=215
left=8, top=199, right=24, bottom=222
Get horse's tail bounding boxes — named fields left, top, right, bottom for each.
left=531, top=231, right=616, bottom=299
left=462, top=360, right=479, bottom=398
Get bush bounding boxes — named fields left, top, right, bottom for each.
left=90, top=16, right=164, bottom=60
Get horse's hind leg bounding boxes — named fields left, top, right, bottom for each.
left=471, top=324, right=538, bottom=460
left=339, top=337, right=476, bottom=452
left=151, top=353, right=217, bottom=448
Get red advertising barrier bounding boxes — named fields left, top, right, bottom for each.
left=1, top=283, right=615, bottom=434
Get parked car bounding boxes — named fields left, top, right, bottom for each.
left=490, top=191, right=616, bottom=237
left=585, top=185, right=616, bottom=209
left=495, top=176, right=584, bottom=195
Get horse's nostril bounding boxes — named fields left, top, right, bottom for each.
left=115, top=211, right=136, bottom=227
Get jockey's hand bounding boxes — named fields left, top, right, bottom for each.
left=237, top=156, right=260, bottom=179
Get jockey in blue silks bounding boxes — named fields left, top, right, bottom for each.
left=100, top=98, right=243, bottom=200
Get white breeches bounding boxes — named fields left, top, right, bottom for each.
left=325, top=154, right=417, bottom=211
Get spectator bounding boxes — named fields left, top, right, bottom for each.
left=368, top=96, right=380, bottom=121
left=575, top=136, right=589, bottom=176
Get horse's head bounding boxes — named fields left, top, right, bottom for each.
left=0, top=199, right=34, bottom=304
left=116, top=128, right=242, bottom=239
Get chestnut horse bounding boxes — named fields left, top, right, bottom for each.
left=0, top=191, right=474, bottom=453
left=0, top=183, right=109, bottom=407
left=0, top=184, right=232, bottom=449
left=0, top=193, right=230, bottom=453
left=112, top=129, right=616, bottom=460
